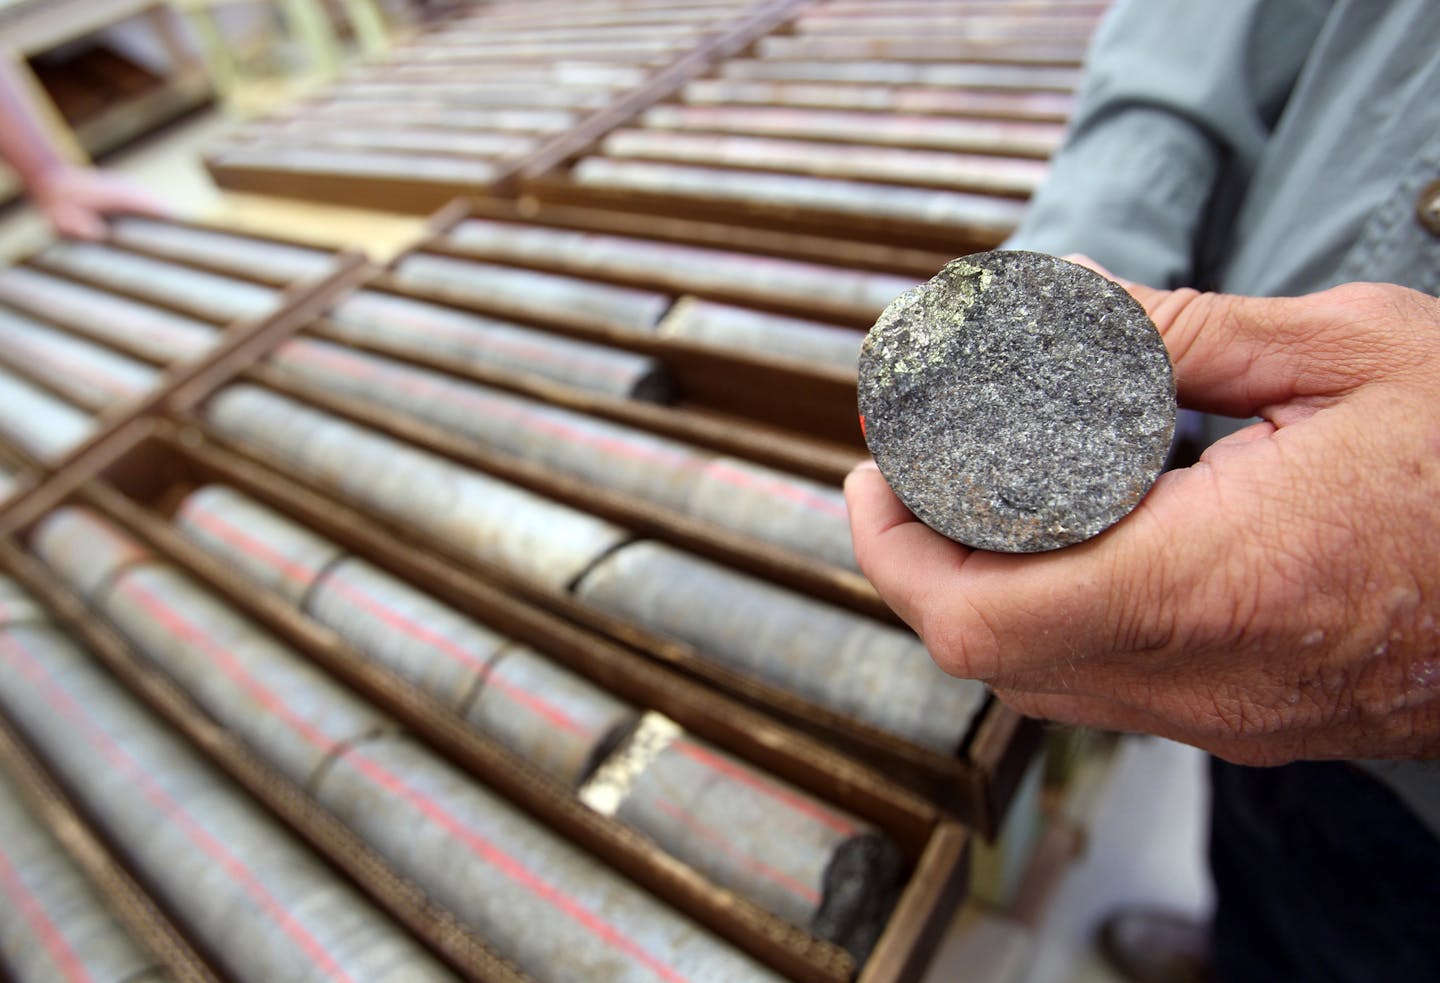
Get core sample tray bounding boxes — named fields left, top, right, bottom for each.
left=0, top=216, right=1041, bottom=982
left=207, top=0, right=1107, bottom=252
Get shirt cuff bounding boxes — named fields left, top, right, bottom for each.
left=1003, top=105, right=1222, bottom=289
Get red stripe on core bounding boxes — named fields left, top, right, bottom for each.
left=115, top=576, right=694, bottom=983
left=276, top=340, right=847, bottom=518
left=0, top=845, right=96, bottom=982
left=321, top=571, right=594, bottom=737
left=651, top=797, right=820, bottom=906
left=345, top=752, right=695, bottom=983
left=670, top=740, right=857, bottom=836
left=180, top=503, right=323, bottom=586
left=181, top=505, right=593, bottom=737
left=0, top=633, right=358, bottom=982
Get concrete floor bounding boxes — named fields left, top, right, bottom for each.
left=1027, top=738, right=1212, bottom=983
left=919, top=737, right=1212, bottom=983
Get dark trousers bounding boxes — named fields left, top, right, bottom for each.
left=1210, top=758, right=1440, bottom=982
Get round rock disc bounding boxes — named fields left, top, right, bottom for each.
left=857, top=251, right=1175, bottom=553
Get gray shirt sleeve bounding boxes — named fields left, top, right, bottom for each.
left=1004, top=0, right=1333, bottom=288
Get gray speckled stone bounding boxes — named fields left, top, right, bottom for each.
left=858, top=251, right=1175, bottom=552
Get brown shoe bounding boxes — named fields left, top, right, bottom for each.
left=1097, top=906, right=1212, bottom=983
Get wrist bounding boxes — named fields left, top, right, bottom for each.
left=26, top=160, right=77, bottom=200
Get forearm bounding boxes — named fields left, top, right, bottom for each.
left=1005, top=107, right=1221, bottom=289
left=1006, top=0, right=1333, bottom=288
left=0, top=49, right=166, bottom=239
left=0, top=52, right=77, bottom=192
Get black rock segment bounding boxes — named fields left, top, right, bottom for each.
left=858, top=250, right=1176, bottom=552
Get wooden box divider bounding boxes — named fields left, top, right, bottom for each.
left=0, top=442, right=38, bottom=506
left=427, top=195, right=955, bottom=280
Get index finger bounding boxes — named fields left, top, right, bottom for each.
left=846, top=437, right=1224, bottom=678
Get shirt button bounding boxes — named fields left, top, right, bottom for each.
left=1418, top=178, right=1440, bottom=237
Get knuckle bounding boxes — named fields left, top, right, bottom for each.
left=1148, top=287, right=1208, bottom=362
left=847, top=534, right=878, bottom=581
left=1301, top=281, right=1440, bottom=379
left=917, top=601, right=1001, bottom=680
left=1103, top=524, right=1182, bottom=655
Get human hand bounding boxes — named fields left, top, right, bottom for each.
left=31, top=165, right=168, bottom=241
left=845, top=273, right=1440, bottom=765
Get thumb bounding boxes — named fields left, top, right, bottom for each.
left=1121, top=281, right=1411, bottom=418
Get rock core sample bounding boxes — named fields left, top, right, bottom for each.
left=858, top=251, right=1175, bottom=552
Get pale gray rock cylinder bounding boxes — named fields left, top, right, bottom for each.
left=0, top=267, right=216, bottom=361
left=575, top=541, right=987, bottom=752
left=32, top=506, right=154, bottom=600
left=463, top=643, right=637, bottom=785
left=33, top=243, right=280, bottom=322
left=307, top=558, right=512, bottom=715
left=175, top=485, right=345, bottom=605
left=110, top=218, right=337, bottom=283
left=204, top=385, right=629, bottom=591
left=174, top=485, right=638, bottom=787
left=443, top=217, right=918, bottom=316
left=657, top=297, right=866, bottom=370
left=326, top=289, right=671, bottom=400
left=0, top=308, right=158, bottom=407
left=390, top=253, right=671, bottom=335
left=583, top=715, right=901, bottom=961
left=268, top=339, right=856, bottom=569
left=103, top=563, right=392, bottom=781
left=571, top=159, right=1027, bottom=236
left=34, top=509, right=390, bottom=786
left=0, top=366, right=94, bottom=462
left=313, top=735, right=785, bottom=983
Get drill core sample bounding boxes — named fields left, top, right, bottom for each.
left=858, top=251, right=1175, bottom=552
left=580, top=713, right=902, bottom=962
